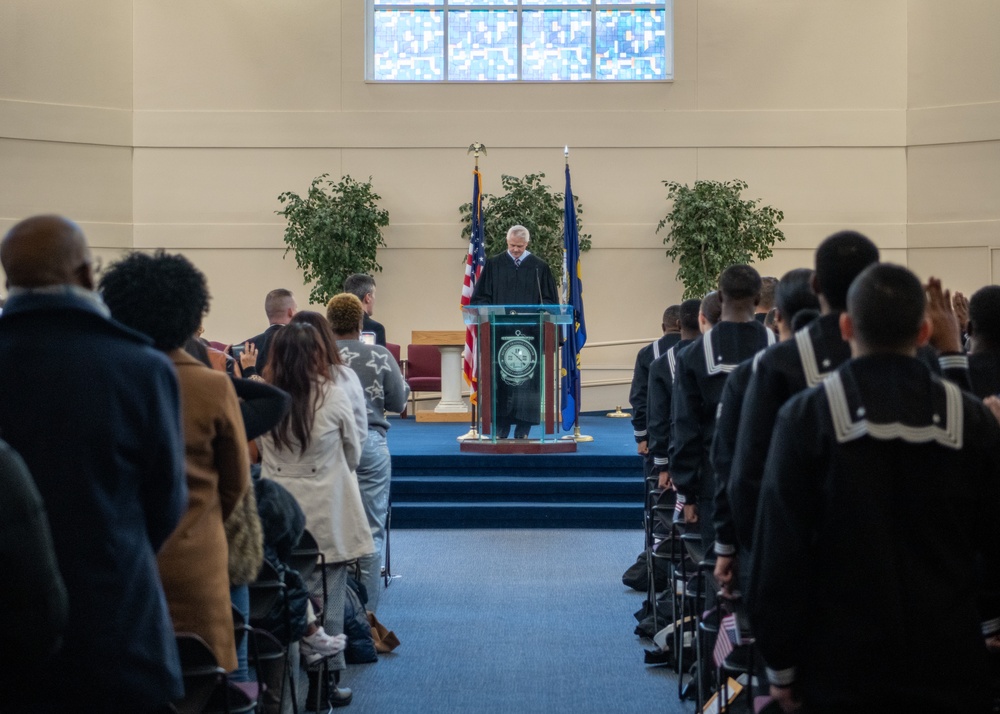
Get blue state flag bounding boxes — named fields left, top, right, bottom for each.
left=560, top=163, right=586, bottom=430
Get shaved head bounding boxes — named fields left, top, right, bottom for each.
left=2, top=215, right=93, bottom=290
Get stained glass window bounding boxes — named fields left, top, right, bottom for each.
left=368, top=1, right=672, bottom=82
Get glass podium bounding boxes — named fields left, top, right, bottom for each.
left=461, top=304, right=576, bottom=454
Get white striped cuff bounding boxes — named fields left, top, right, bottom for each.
left=939, top=354, right=969, bottom=371
left=653, top=456, right=669, bottom=466
left=766, top=666, right=797, bottom=687
left=634, top=429, right=647, bottom=438
left=675, top=494, right=686, bottom=505
left=982, top=617, right=1000, bottom=636
left=714, top=542, right=736, bottom=556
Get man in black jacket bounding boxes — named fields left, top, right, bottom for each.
left=240, top=288, right=298, bottom=371
left=344, top=273, right=386, bottom=347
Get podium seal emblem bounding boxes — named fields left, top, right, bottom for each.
left=498, top=331, right=537, bottom=386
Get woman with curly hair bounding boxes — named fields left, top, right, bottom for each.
left=99, top=250, right=250, bottom=674
left=258, top=321, right=374, bottom=708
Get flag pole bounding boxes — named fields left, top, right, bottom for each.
left=458, top=142, right=487, bottom=442
left=559, top=145, right=592, bottom=443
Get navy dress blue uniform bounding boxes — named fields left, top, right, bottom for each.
left=748, top=355, right=1000, bottom=712
left=0, top=289, right=187, bottom=713
left=645, top=338, right=694, bottom=477
left=629, top=333, right=682, bottom=451
left=730, top=313, right=970, bottom=556
left=709, top=351, right=765, bottom=560
left=669, top=321, right=774, bottom=551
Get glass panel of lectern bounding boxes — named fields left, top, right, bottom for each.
left=462, top=304, right=574, bottom=443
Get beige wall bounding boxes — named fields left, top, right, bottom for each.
left=907, top=0, right=1000, bottom=297
left=0, top=0, right=133, bottom=247
left=1, top=0, right=995, bottom=408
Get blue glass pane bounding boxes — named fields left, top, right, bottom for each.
left=595, top=9, right=665, bottom=80
left=448, top=10, right=518, bottom=81
left=372, top=10, right=445, bottom=81
left=596, top=0, right=659, bottom=5
left=522, top=0, right=581, bottom=5
left=449, top=0, right=516, bottom=5
left=522, top=10, right=592, bottom=81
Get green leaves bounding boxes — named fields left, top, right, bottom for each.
left=657, top=179, right=785, bottom=300
left=459, top=173, right=591, bottom=278
left=276, top=174, right=389, bottom=305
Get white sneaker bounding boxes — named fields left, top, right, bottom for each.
left=301, top=628, right=348, bottom=664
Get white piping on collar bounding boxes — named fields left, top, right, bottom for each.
left=795, top=325, right=836, bottom=388
left=823, top=371, right=963, bottom=450
left=703, top=324, right=774, bottom=375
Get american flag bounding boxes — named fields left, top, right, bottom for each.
left=461, top=169, right=486, bottom=403
left=712, top=613, right=739, bottom=667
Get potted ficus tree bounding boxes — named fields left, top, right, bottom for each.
left=276, top=174, right=390, bottom=305
left=657, top=178, right=785, bottom=299
left=460, top=172, right=591, bottom=278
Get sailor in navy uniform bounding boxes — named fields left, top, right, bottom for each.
left=646, top=298, right=705, bottom=494
left=709, top=268, right=818, bottom=592
left=747, top=263, right=1000, bottom=713
left=669, top=265, right=775, bottom=556
left=629, top=304, right=682, bottom=467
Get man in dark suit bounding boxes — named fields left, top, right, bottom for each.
left=240, top=287, right=298, bottom=371
left=0, top=215, right=187, bottom=713
left=344, top=273, right=386, bottom=346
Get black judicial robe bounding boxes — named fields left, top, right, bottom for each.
left=470, top=252, right=558, bottom=307
left=629, top=332, right=682, bottom=446
left=748, top=355, right=1000, bottom=711
left=470, top=252, right=558, bottom=428
left=670, top=321, right=774, bottom=547
left=646, top=338, right=694, bottom=472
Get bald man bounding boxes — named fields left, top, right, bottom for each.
left=0, top=216, right=187, bottom=713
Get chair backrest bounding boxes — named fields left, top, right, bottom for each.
left=386, top=342, right=402, bottom=369
left=288, top=528, right=323, bottom=582
left=249, top=560, right=285, bottom=623
left=405, top=344, right=442, bottom=381
left=174, top=633, right=224, bottom=714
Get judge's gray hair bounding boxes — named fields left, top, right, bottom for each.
left=506, top=225, right=530, bottom=243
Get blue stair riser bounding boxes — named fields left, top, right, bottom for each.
left=392, top=476, right=642, bottom=502
left=391, top=502, right=643, bottom=529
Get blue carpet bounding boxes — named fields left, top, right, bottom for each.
left=387, top=415, right=646, bottom=529
left=386, top=413, right=639, bottom=459
left=340, top=529, right=691, bottom=714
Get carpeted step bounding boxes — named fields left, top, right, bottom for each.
left=392, top=475, right=643, bottom=503
left=391, top=501, right=643, bottom=529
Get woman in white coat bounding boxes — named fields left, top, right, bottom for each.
left=258, top=322, right=374, bottom=706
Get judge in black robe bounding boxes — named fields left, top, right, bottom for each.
left=470, top=225, right=559, bottom=438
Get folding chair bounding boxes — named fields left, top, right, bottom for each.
left=248, top=562, right=297, bottom=714
left=175, top=633, right=256, bottom=714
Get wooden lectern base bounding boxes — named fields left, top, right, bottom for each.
left=415, top=410, right=473, bottom=423
left=459, top=439, right=577, bottom=454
